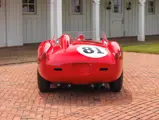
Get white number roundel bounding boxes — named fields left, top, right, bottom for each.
left=77, top=45, right=108, bottom=58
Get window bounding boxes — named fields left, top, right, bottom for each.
left=148, top=0, right=155, bottom=14
left=22, top=0, right=36, bottom=14
left=113, top=0, right=122, bottom=13
left=71, top=0, right=82, bottom=14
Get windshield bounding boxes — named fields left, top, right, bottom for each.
left=57, top=31, right=108, bottom=42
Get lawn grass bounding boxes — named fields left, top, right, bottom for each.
left=122, top=43, right=159, bottom=54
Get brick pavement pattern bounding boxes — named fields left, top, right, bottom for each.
left=0, top=52, right=159, bottom=120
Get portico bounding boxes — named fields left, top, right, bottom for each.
left=50, top=0, right=147, bottom=41
left=0, top=0, right=158, bottom=47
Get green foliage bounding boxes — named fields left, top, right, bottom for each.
left=122, top=43, right=159, bottom=54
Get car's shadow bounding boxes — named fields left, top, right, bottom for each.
left=38, top=85, right=133, bottom=107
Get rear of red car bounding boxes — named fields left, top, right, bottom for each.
left=38, top=43, right=123, bottom=85
left=37, top=33, right=123, bottom=92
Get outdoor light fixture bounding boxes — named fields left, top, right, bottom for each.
left=106, top=0, right=112, bottom=10
left=126, top=0, right=132, bottom=10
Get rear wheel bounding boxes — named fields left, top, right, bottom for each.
left=109, top=72, right=123, bottom=92
left=37, top=70, right=50, bottom=92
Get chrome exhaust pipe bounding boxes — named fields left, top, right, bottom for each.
left=91, top=84, right=94, bottom=88
left=68, top=84, right=71, bottom=88
left=102, top=83, right=105, bottom=87
left=102, top=83, right=108, bottom=88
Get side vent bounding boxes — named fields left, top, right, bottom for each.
left=54, top=68, right=63, bottom=71
left=100, top=68, right=108, bottom=71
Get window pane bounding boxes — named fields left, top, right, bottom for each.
left=23, top=4, right=29, bottom=12
left=72, top=0, right=81, bottom=13
left=151, top=8, right=154, bottom=13
left=114, top=5, right=119, bottom=12
left=29, top=0, right=34, bottom=3
left=23, top=0, right=28, bottom=3
left=148, top=7, right=154, bottom=13
left=29, top=5, right=35, bottom=12
left=148, top=0, right=155, bottom=14
left=113, top=0, right=122, bottom=13
left=148, top=8, right=151, bottom=13
left=149, top=1, right=154, bottom=7
left=22, top=0, right=36, bottom=14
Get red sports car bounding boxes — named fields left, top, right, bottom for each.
left=37, top=32, right=123, bottom=92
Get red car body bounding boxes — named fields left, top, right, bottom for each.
left=37, top=34, right=123, bottom=86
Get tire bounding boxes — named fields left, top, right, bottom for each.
left=109, top=72, right=123, bottom=92
left=37, top=70, right=50, bottom=92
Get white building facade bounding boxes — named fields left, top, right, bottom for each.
left=0, top=0, right=158, bottom=47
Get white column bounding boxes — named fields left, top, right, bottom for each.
left=138, top=0, right=146, bottom=41
left=55, top=0, right=62, bottom=39
left=92, top=0, right=100, bottom=41
left=50, top=0, right=62, bottom=39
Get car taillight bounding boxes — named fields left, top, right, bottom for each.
left=114, top=51, right=123, bottom=59
left=37, top=52, right=46, bottom=63
left=41, top=52, right=47, bottom=59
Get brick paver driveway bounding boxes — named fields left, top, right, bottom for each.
left=0, top=52, right=159, bottom=120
